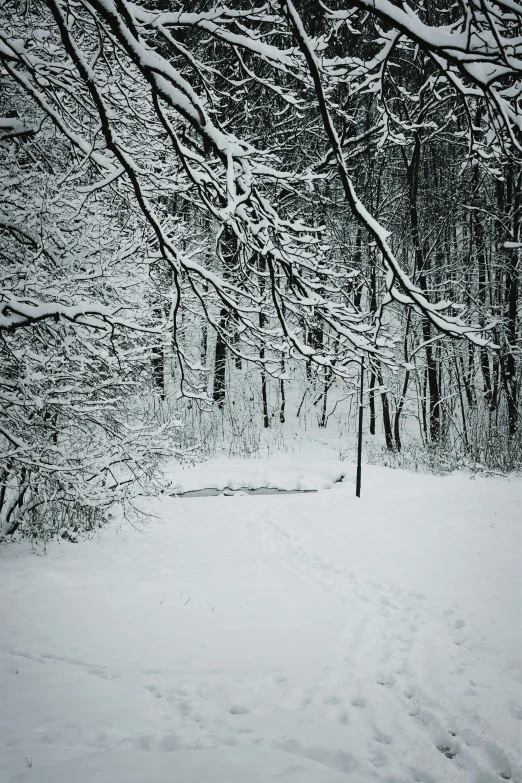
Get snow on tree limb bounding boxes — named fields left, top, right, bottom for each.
left=281, top=0, right=495, bottom=347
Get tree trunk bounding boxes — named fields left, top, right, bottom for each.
left=472, top=167, right=496, bottom=411
left=212, top=310, right=227, bottom=408
left=260, top=349, right=269, bottom=428
left=201, top=324, right=208, bottom=364
left=151, top=307, right=165, bottom=399
left=405, top=136, right=440, bottom=441
left=454, top=355, right=469, bottom=448
left=394, top=370, right=409, bottom=452
left=258, top=253, right=269, bottom=427
left=504, top=164, right=520, bottom=435
left=319, top=368, right=330, bottom=427
left=368, top=370, right=376, bottom=435
left=393, top=310, right=412, bottom=451
left=279, top=361, right=286, bottom=424
left=376, top=367, right=394, bottom=450
left=212, top=225, right=238, bottom=408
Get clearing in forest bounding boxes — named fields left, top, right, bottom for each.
left=0, top=456, right=520, bottom=783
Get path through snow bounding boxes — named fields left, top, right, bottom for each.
left=0, top=462, right=520, bottom=782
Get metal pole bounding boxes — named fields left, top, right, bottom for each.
left=356, top=356, right=364, bottom=498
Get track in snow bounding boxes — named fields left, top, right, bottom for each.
left=1, top=466, right=520, bottom=783
left=244, top=507, right=521, bottom=783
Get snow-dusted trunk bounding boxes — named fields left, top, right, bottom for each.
left=257, top=253, right=269, bottom=428
left=504, top=164, right=520, bottom=436
left=279, top=361, right=286, bottom=424
left=472, top=165, right=497, bottom=412
left=212, top=227, right=238, bottom=409
left=151, top=308, right=165, bottom=400
left=406, top=136, right=440, bottom=442
left=392, top=309, right=411, bottom=451
left=0, top=464, right=29, bottom=537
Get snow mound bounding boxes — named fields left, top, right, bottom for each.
left=165, top=456, right=349, bottom=495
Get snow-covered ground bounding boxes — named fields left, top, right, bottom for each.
left=0, top=451, right=520, bottom=782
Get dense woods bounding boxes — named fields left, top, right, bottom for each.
left=1, top=0, right=520, bottom=538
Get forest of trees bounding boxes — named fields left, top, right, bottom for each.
left=1, top=0, right=520, bottom=538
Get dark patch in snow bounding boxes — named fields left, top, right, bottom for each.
left=436, top=744, right=457, bottom=759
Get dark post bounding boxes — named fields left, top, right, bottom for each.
left=356, top=356, right=364, bottom=498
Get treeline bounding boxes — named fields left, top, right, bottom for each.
left=1, top=0, right=520, bottom=538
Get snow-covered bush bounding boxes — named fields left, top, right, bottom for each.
left=0, top=84, right=182, bottom=539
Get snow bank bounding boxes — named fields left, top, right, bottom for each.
left=165, top=455, right=348, bottom=494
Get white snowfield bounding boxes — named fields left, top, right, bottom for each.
left=0, top=458, right=520, bottom=783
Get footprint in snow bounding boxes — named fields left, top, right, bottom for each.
left=321, top=693, right=342, bottom=705
left=229, top=704, right=250, bottom=715
left=145, top=683, right=161, bottom=695
left=368, top=747, right=387, bottom=767
left=335, top=707, right=351, bottom=725
left=373, top=725, right=393, bottom=745
left=376, top=672, right=396, bottom=689
left=436, top=743, right=458, bottom=760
